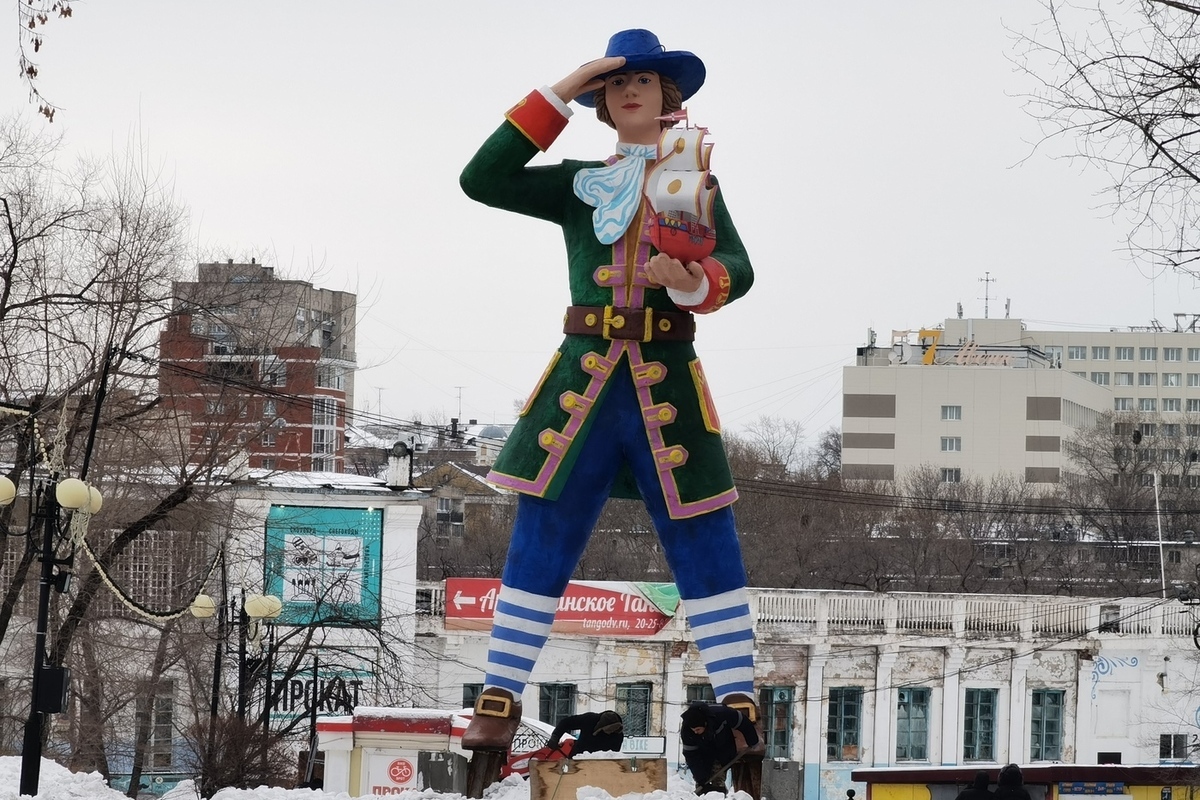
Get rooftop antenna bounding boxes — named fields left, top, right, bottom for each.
left=956, top=302, right=963, bottom=319
left=978, top=272, right=997, bottom=319
left=1005, top=298, right=1011, bottom=319
left=454, top=386, right=466, bottom=421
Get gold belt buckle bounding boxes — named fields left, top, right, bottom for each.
left=602, top=305, right=625, bottom=340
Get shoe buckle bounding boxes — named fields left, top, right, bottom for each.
left=727, top=700, right=758, bottom=723
left=476, top=695, right=512, bottom=718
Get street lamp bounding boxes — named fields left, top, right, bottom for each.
left=19, top=476, right=102, bottom=798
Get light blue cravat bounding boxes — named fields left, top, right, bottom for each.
left=572, top=143, right=657, bottom=245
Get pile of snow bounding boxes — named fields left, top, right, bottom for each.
left=0, top=756, right=726, bottom=800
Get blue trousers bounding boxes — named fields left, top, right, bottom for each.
left=499, top=360, right=747, bottom=601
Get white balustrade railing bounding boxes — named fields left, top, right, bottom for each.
left=414, top=581, right=1198, bottom=641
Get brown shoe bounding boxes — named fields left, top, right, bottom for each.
left=461, top=688, right=522, bottom=751
left=722, top=692, right=766, bottom=758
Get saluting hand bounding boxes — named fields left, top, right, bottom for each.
left=551, top=56, right=627, bottom=103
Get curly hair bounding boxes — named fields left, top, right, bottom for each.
left=593, top=74, right=683, bottom=130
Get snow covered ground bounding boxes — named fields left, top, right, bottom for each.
left=0, top=756, right=723, bottom=800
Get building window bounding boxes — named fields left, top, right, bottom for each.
left=313, top=398, right=338, bottom=427
left=1091, top=372, right=1110, bottom=385
left=1165, top=347, right=1183, bottom=362
left=758, top=686, right=793, bottom=760
left=463, top=683, right=484, bottom=709
left=1140, top=398, right=1158, bottom=412
left=1116, top=347, right=1134, bottom=361
left=941, top=405, right=962, bottom=421
left=941, top=468, right=962, bottom=484
left=686, top=684, right=716, bottom=704
left=616, top=682, right=652, bottom=737
left=1164, top=398, right=1182, bottom=412
left=1191, top=400, right=1200, bottom=413
left=896, top=687, right=930, bottom=762
left=1139, top=372, right=1157, bottom=386
left=1141, top=347, right=1159, bottom=361
left=1139, top=422, right=1157, bottom=437
left=1161, top=733, right=1189, bottom=761
left=1165, top=373, right=1183, bottom=387
left=148, top=682, right=174, bottom=770
left=827, top=687, right=862, bottom=761
left=1190, top=374, right=1200, bottom=387
left=205, top=400, right=225, bottom=415
left=1092, top=346, right=1110, bottom=360
left=263, top=399, right=277, bottom=417
left=539, top=684, right=576, bottom=727
left=435, top=497, right=465, bottom=540
left=1170, top=550, right=1183, bottom=564
left=1068, top=346, right=1087, bottom=360
left=317, top=366, right=344, bottom=390
left=1071, top=371, right=1086, bottom=379
left=1190, top=348, right=1200, bottom=362
left=1163, top=424, right=1180, bottom=438
left=261, top=432, right=276, bottom=448
left=1030, top=689, right=1064, bottom=761
left=963, top=688, right=997, bottom=761
left=261, top=458, right=276, bottom=470
left=1114, top=398, right=1134, bottom=411
left=941, top=437, right=962, bottom=452
left=1045, top=346, right=1063, bottom=365
left=313, top=428, right=335, bottom=455
left=1115, top=372, right=1134, bottom=386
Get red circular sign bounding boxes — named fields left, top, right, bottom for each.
left=388, top=758, right=414, bottom=784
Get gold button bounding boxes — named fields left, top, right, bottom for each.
left=649, top=367, right=662, bottom=379
left=541, top=432, right=556, bottom=446
left=673, top=137, right=686, bottom=154
left=563, top=396, right=576, bottom=408
left=610, top=315, right=625, bottom=329
left=669, top=450, right=683, bottom=463
left=658, top=408, right=672, bottom=421
left=585, top=313, right=597, bottom=327
left=584, top=356, right=598, bottom=369
left=659, top=319, right=672, bottom=332
left=597, top=268, right=611, bottom=281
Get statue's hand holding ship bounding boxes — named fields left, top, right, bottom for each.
left=644, top=109, right=717, bottom=264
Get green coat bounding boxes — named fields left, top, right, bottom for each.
left=460, top=117, right=753, bottom=519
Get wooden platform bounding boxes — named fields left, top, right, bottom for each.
left=529, top=757, right=667, bottom=800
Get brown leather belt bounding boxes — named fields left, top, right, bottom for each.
left=563, top=305, right=695, bottom=343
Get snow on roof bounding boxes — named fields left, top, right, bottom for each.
left=246, top=468, right=415, bottom=495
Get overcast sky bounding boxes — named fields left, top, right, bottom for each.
left=5, top=1, right=1189, bottom=445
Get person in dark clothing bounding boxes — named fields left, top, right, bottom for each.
left=680, top=703, right=762, bottom=794
left=547, top=710, right=624, bottom=755
left=954, top=770, right=994, bottom=800
left=994, top=764, right=1032, bottom=800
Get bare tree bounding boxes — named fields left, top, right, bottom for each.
left=1015, top=0, right=1200, bottom=273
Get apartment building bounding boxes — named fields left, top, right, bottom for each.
left=843, top=314, right=1200, bottom=485
left=158, top=260, right=357, bottom=472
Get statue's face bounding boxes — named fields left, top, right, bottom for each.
left=604, top=70, right=663, bottom=144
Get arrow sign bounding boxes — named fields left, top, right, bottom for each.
left=453, top=590, right=477, bottom=610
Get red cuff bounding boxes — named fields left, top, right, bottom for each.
left=505, top=91, right=568, bottom=152
left=675, top=258, right=732, bottom=314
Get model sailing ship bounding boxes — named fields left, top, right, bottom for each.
left=644, top=109, right=717, bottom=264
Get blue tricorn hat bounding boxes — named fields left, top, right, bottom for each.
left=574, top=29, right=706, bottom=108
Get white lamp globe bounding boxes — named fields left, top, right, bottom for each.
left=87, top=486, right=103, bottom=514
left=55, top=478, right=90, bottom=510
left=190, top=594, right=217, bottom=619
left=0, top=475, right=15, bottom=507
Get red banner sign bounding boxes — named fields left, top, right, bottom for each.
left=444, top=578, right=671, bottom=636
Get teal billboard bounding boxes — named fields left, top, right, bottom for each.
left=264, top=505, right=383, bottom=626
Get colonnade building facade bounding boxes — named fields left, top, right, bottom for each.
left=412, top=582, right=1198, bottom=800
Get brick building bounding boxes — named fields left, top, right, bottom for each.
left=158, top=260, right=357, bottom=472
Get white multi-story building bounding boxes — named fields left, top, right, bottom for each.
left=412, top=582, right=1200, bottom=800
left=843, top=314, right=1200, bottom=485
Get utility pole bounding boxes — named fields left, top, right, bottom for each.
left=454, top=386, right=466, bottom=422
